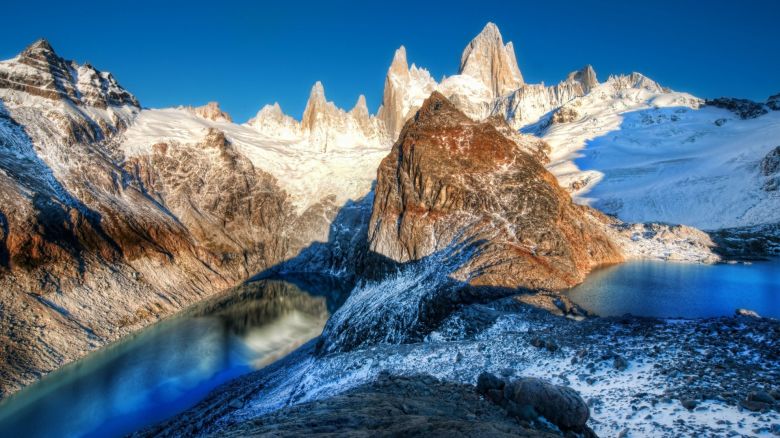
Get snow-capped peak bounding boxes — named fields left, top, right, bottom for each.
left=0, top=38, right=139, bottom=109
left=458, top=22, right=524, bottom=98
left=22, top=38, right=56, bottom=56
left=566, top=65, right=599, bottom=94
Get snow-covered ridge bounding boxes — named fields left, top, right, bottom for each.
left=121, top=107, right=388, bottom=213
left=539, top=74, right=780, bottom=230
left=3, top=23, right=779, bottom=227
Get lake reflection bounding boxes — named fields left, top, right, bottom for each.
left=566, top=260, right=780, bottom=319
left=0, top=278, right=335, bottom=438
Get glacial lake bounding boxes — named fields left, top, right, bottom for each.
left=566, top=259, right=780, bottom=319
left=1, top=261, right=778, bottom=437
left=0, top=276, right=350, bottom=438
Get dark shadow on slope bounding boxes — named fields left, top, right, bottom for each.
left=242, top=186, right=541, bottom=357
left=250, top=186, right=394, bottom=283
left=0, top=211, right=8, bottom=268
left=309, top=233, right=536, bottom=355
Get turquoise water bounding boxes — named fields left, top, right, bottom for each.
left=566, top=260, right=780, bottom=319
left=0, top=277, right=345, bottom=438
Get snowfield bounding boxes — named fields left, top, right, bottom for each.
left=540, top=75, right=780, bottom=230
left=121, top=108, right=390, bottom=214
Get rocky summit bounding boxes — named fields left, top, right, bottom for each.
left=369, top=92, right=622, bottom=290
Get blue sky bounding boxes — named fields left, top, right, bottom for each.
left=2, top=0, right=779, bottom=122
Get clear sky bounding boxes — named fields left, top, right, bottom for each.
left=2, top=0, right=779, bottom=122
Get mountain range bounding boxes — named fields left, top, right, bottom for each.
left=0, top=22, right=778, bottom=402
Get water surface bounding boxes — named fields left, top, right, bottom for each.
left=566, top=260, right=780, bottom=318
left=0, top=276, right=347, bottom=438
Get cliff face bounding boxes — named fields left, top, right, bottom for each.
left=368, top=92, right=622, bottom=290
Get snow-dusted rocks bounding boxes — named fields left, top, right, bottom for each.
left=761, top=146, right=780, bottom=191
left=185, top=101, right=232, bottom=122
left=299, top=81, right=386, bottom=152
left=458, top=22, right=524, bottom=99
left=247, top=102, right=301, bottom=138
left=0, top=39, right=139, bottom=109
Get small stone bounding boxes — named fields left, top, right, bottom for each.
left=748, top=390, right=775, bottom=404
left=681, top=399, right=697, bottom=410
left=740, top=399, right=770, bottom=412
left=614, top=355, right=628, bottom=371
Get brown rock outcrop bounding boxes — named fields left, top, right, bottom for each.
left=368, top=92, right=622, bottom=290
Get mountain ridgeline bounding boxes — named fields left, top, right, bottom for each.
left=1, top=21, right=778, bottom=401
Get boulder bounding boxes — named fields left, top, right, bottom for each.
left=477, top=373, right=590, bottom=432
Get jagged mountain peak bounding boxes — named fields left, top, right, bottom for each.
left=260, top=101, right=284, bottom=116
left=351, top=94, right=369, bottom=116
left=388, top=46, right=409, bottom=78
left=309, top=80, right=326, bottom=100
left=302, top=81, right=340, bottom=132
left=567, top=65, right=599, bottom=93
left=22, top=38, right=56, bottom=56
left=1, top=38, right=140, bottom=109
left=458, top=22, right=524, bottom=98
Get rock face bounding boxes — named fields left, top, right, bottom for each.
left=368, top=92, right=622, bottom=290
left=566, top=65, right=599, bottom=94
left=767, top=93, right=780, bottom=111
left=459, top=22, right=524, bottom=98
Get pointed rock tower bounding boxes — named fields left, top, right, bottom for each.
left=566, top=65, right=599, bottom=94
left=350, top=94, right=372, bottom=134
left=458, top=22, right=524, bottom=99
left=377, top=46, right=436, bottom=141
